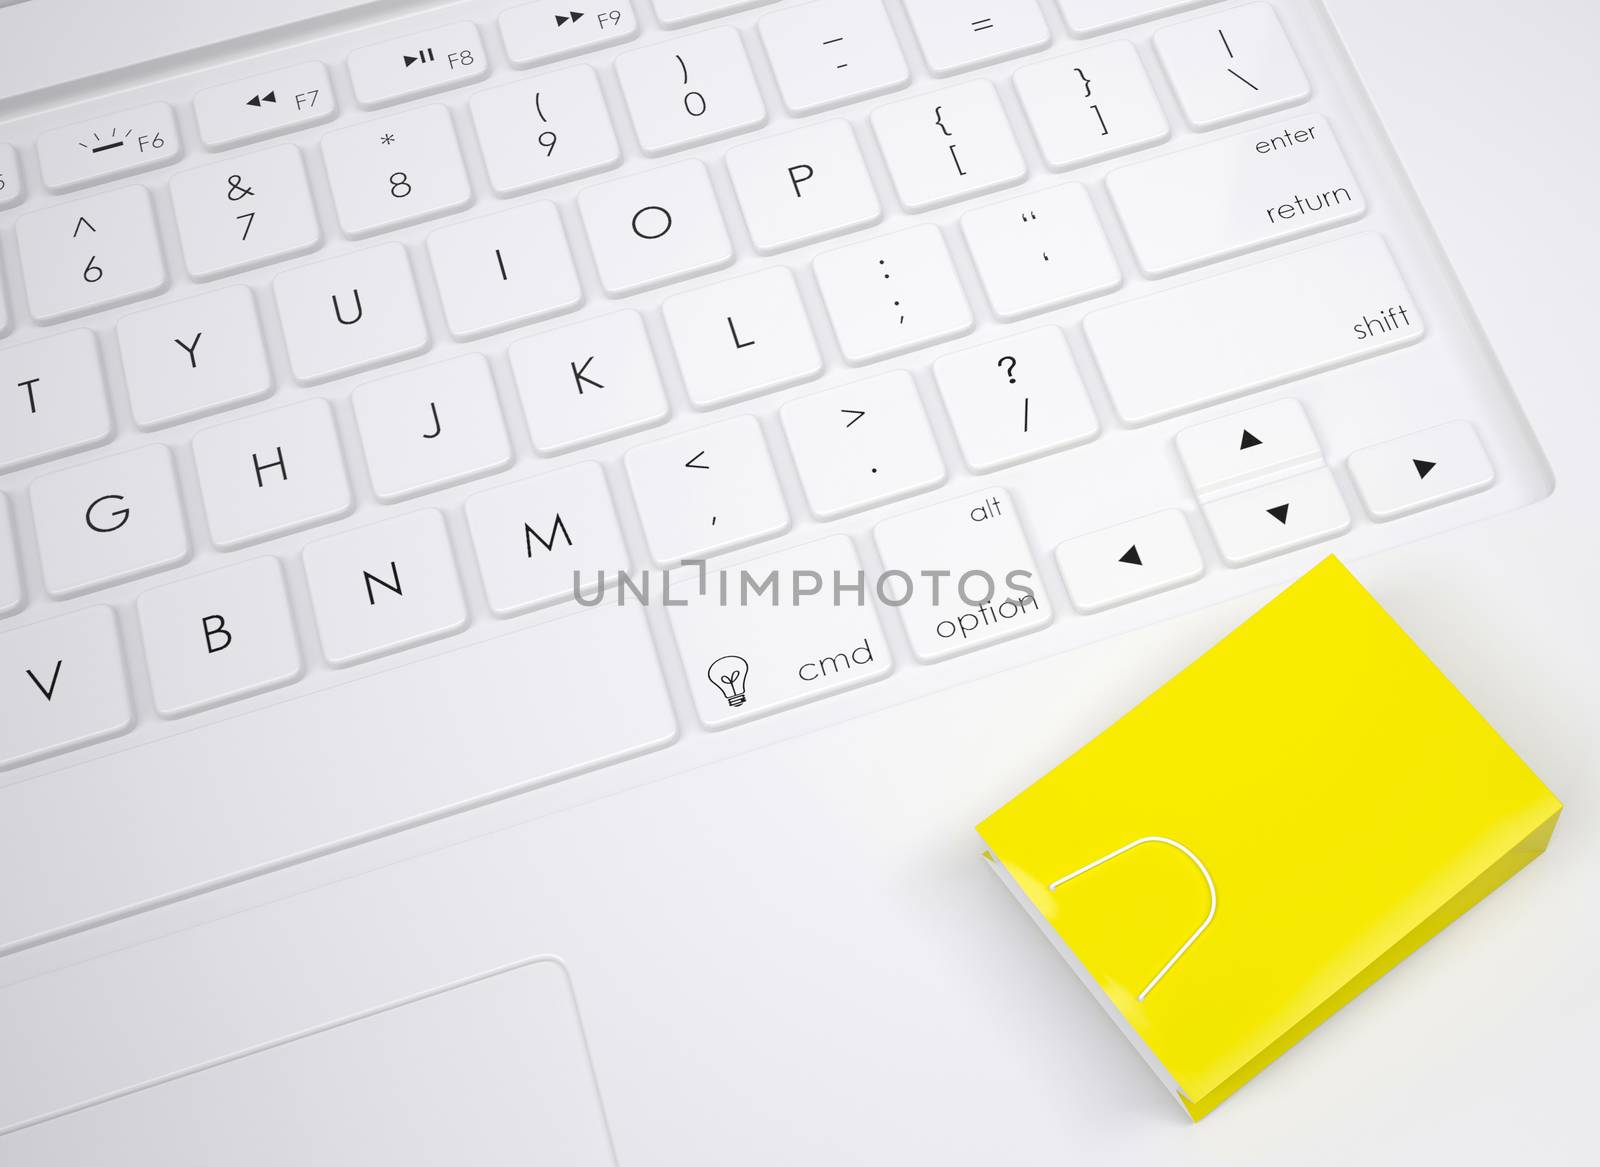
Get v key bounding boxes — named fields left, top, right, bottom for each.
left=1, top=608, right=133, bottom=770
left=27, top=660, right=64, bottom=701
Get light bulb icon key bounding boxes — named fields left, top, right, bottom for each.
left=707, top=655, right=749, bottom=707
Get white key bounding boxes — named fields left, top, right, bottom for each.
left=934, top=327, right=1100, bottom=472
left=873, top=488, right=1051, bottom=662
left=465, top=462, right=631, bottom=616
left=1176, top=398, right=1321, bottom=497
left=16, top=185, right=168, bottom=323
left=1202, top=468, right=1351, bottom=566
left=499, top=1, right=640, bottom=67
left=667, top=535, right=892, bottom=729
left=469, top=67, right=621, bottom=196
left=273, top=244, right=430, bottom=384
left=0, top=496, right=21, bottom=617
left=322, top=106, right=472, bottom=238
left=427, top=203, right=583, bottom=340
left=781, top=371, right=946, bottom=519
left=30, top=445, right=190, bottom=598
left=904, top=0, right=1051, bottom=76
left=579, top=159, right=733, bottom=296
left=37, top=102, right=181, bottom=192
left=871, top=80, right=1027, bottom=211
left=0, top=264, right=8, bottom=337
left=116, top=285, right=273, bottom=430
left=302, top=509, right=468, bottom=667
left=194, top=62, right=337, bottom=149
left=759, top=0, right=910, bottom=115
left=1348, top=421, right=1496, bottom=521
left=0, top=607, right=132, bottom=770
left=726, top=120, right=882, bottom=254
left=0, top=143, right=23, bottom=209
left=814, top=224, right=974, bottom=365
left=1055, top=0, right=1214, bottom=34
left=509, top=310, right=670, bottom=454
left=192, top=398, right=354, bottom=549
left=0, top=330, right=113, bottom=473
left=653, top=0, right=772, bottom=27
left=353, top=353, right=512, bottom=502
left=348, top=22, right=488, bottom=108
left=617, top=27, right=767, bottom=155
left=960, top=183, right=1122, bottom=320
left=1156, top=4, right=1310, bottom=130
left=170, top=145, right=323, bottom=280
left=1014, top=42, right=1170, bottom=171
left=1054, top=510, right=1203, bottom=613
left=663, top=267, right=822, bottom=408
left=625, top=415, right=790, bottom=563
left=1084, top=234, right=1424, bottom=425
left=1109, top=115, right=1364, bottom=276
left=136, top=558, right=304, bottom=718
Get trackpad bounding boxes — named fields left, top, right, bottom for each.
left=6, top=958, right=616, bottom=1165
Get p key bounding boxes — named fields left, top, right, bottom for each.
left=0, top=606, right=133, bottom=771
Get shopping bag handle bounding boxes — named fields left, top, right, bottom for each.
left=1049, top=837, right=1216, bottom=1003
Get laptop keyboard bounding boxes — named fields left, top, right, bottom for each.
left=0, top=0, right=1551, bottom=945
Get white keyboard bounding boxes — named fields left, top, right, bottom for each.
left=0, top=0, right=1551, bottom=951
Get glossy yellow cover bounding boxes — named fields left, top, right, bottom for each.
left=978, top=557, right=1562, bottom=1119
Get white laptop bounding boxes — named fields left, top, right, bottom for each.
left=0, top=0, right=1585, bottom=1161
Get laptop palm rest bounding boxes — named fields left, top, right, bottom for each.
left=1, top=957, right=617, bottom=1166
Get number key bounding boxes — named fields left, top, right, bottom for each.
left=616, top=26, right=767, bottom=155
left=15, top=186, right=168, bottom=323
left=170, top=145, right=322, bottom=280
left=321, top=105, right=472, bottom=238
left=469, top=67, right=621, bottom=196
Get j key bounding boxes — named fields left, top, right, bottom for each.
left=813, top=223, right=974, bottom=364
left=1348, top=420, right=1496, bottom=521
left=499, top=1, right=640, bottom=67
left=934, top=327, right=1100, bottom=472
left=1013, top=41, right=1170, bottom=171
left=662, top=267, right=823, bottom=408
left=726, top=120, right=883, bottom=254
left=137, top=558, right=304, bottom=718
left=427, top=203, right=583, bottom=340
left=116, top=285, right=273, bottom=430
left=759, top=0, right=910, bottom=115
left=0, top=496, right=21, bottom=617
left=194, top=62, right=337, bottom=149
left=508, top=310, right=670, bottom=454
left=347, top=22, right=488, bottom=109
left=1054, top=509, right=1204, bottom=613
left=322, top=105, right=472, bottom=238
left=1155, top=3, right=1310, bottom=130
left=191, top=398, right=355, bottom=549
left=0, top=606, right=133, bottom=771
left=273, top=243, right=430, bottom=384
left=169, top=145, right=323, bottom=279
left=617, top=26, right=767, bottom=155
left=873, top=487, right=1051, bottom=662
left=0, top=330, right=113, bottom=473
left=37, top=102, right=181, bottom=192
left=352, top=353, right=512, bottom=502
left=578, top=160, right=734, bottom=296
left=469, top=67, right=621, bottom=196
left=1202, top=468, right=1351, bottom=566
left=959, top=183, right=1122, bottom=320
left=780, top=370, right=946, bottom=519
left=871, top=80, right=1027, bottom=211
left=30, top=444, right=191, bottom=598
left=1176, top=398, right=1322, bottom=497
left=302, top=508, right=468, bottom=667
left=465, top=461, right=632, bottom=617
left=1055, top=0, right=1216, bottom=35
left=902, top=0, right=1051, bottom=76
left=666, top=535, right=893, bottom=729
left=624, top=415, right=791, bottom=564
left=16, top=185, right=168, bottom=323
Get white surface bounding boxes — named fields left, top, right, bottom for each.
left=902, top=0, right=1052, bottom=77
left=0, top=330, right=112, bottom=473
left=1055, top=0, right=1213, bottom=35
left=1054, top=508, right=1205, bottom=613
left=346, top=21, right=486, bottom=108
left=616, top=26, right=767, bottom=155
left=959, top=183, right=1123, bottom=320
left=1176, top=397, right=1323, bottom=496
left=35, top=103, right=181, bottom=193
left=192, top=63, right=337, bottom=150
left=0, top=498, right=19, bottom=617
left=662, top=267, right=823, bottom=408
left=1155, top=2, right=1311, bottom=129
left=469, top=68, right=622, bottom=196
left=0, top=606, right=132, bottom=770
left=321, top=105, right=472, bottom=238
left=758, top=0, right=910, bottom=114
left=1347, top=420, right=1495, bottom=522
left=872, top=80, right=1027, bottom=212
left=0, top=145, right=22, bottom=210
left=1014, top=41, right=1171, bottom=170
left=813, top=222, right=974, bottom=363
left=0, top=1, right=1595, bottom=1163
left=498, top=0, right=640, bottom=67
left=508, top=310, right=670, bottom=454
left=116, top=286, right=273, bottom=430
left=1201, top=466, right=1352, bottom=566
left=653, top=0, right=771, bottom=27
left=16, top=186, right=168, bottom=322
left=271, top=243, right=429, bottom=383
left=169, top=146, right=324, bottom=280
left=577, top=159, right=734, bottom=295
left=426, top=202, right=583, bottom=339
left=725, top=120, right=883, bottom=253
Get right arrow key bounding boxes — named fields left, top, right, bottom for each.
left=1202, top=468, right=1351, bottom=566
left=1348, top=420, right=1496, bottom=521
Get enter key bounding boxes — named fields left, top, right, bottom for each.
left=1107, top=115, right=1366, bottom=276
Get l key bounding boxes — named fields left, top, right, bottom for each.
left=0, top=606, right=134, bottom=771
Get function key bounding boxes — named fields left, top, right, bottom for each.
left=36, top=102, right=181, bottom=193
left=499, top=2, right=640, bottom=68
left=193, top=62, right=337, bottom=149
left=347, top=21, right=488, bottom=109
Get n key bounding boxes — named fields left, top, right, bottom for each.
left=0, top=607, right=134, bottom=770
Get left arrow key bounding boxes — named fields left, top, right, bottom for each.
left=37, top=102, right=182, bottom=192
